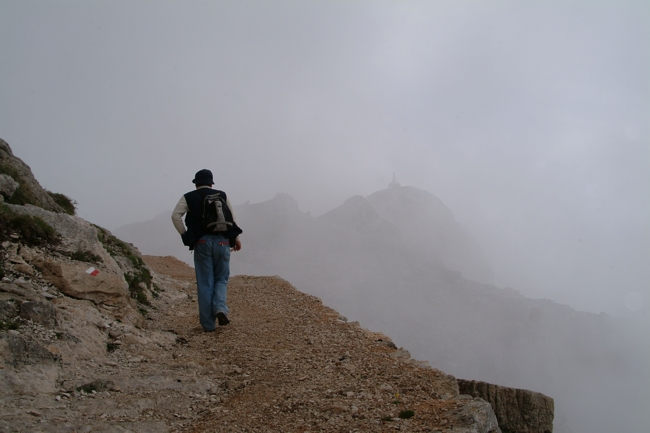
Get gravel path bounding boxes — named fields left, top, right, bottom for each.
left=1, top=255, right=496, bottom=433
left=142, top=256, right=483, bottom=433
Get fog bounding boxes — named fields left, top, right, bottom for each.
left=1, top=1, right=649, bottom=431
left=115, top=185, right=650, bottom=432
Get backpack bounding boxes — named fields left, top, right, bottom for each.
left=181, top=189, right=243, bottom=250
left=200, top=192, right=243, bottom=246
left=201, top=192, right=230, bottom=234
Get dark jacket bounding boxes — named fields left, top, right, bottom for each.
left=181, top=188, right=242, bottom=249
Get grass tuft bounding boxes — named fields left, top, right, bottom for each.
left=68, top=250, right=103, bottom=264
left=47, top=192, right=77, bottom=215
left=93, top=224, right=153, bottom=310
left=0, top=204, right=59, bottom=246
left=0, top=319, right=20, bottom=331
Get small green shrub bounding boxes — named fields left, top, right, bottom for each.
left=0, top=205, right=59, bottom=246
left=77, top=383, right=97, bottom=393
left=94, top=225, right=145, bottom=268
left=77, top=380, right=113, bottom=393
left=93, top=224, right=152, bottom=309
left=106, top=343, right=120, bottom=352
left=47, top=192, right=77, bottom=215
left=124, top=270, right=152, bottom=306
left=69, top=250, right=102, bottom=264
left=398, top=410, right=414, bottom=419
left=0, top=319, right=20, bottom=331
left=6, top=185, right=36, bottom=207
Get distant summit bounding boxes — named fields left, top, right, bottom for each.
left=389, top=172, right=401, bottom=188
left=319, top=195, right=399, bottom=239
left=367, top=181, right=493, bottom=283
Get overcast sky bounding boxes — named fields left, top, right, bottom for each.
left=1, top=0, right=648, bottom=317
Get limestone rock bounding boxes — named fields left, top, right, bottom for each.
left=0, top=139, right=64, bottom=212
left=149, top=331, right=177, bottom=347
left=0, top=298, right=20, bottom=321
left=50, top=297, right=111, bottom=362
left=19, top=301, right=57, bottom=328
left=35, top=259, right=129, bottom=306
left=0, top=281, right=43, bottom=302
left=12, top=263, right=35, bottom=275
left=458, top=379, right=554, bottom=433
left=2, top=335, right=60, bottom=366
left=449, top=395, right=502, bottom=433
left=0, top=173, right=18, bottom=200
left=0, top=364, right=60, bottom=396
left=0, top=337, right=9, bottom=362
left=7, top=204, right=123, bottom=276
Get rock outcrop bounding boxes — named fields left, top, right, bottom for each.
left=0, top=140, right=157, bottom=409
left=458, top=379, right=554, bottom=433
left=0, top=139, right=64, bottom=212
left=34, top=259, right=129, bottom=306
left=0, top=174, right=18, bottom=201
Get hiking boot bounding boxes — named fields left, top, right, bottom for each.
left=216, top=312, right=230, bottom=326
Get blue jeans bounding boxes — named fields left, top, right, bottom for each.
left=193, top=234, right=230, bottom=331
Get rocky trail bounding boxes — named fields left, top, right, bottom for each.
left=3, top=137, right=551, bottom=433
left=2, top=254, right=500, bottom=433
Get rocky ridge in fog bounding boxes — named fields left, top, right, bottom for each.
left=117, top=180, right=649, bottom=432
left=1, top=139, right=556, bottom=431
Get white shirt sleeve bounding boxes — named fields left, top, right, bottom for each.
left=226, top=197, right=238, bottom=224
left=171, top=196, right=188, bottom=235
left=226, top=197, right=241, bottom=240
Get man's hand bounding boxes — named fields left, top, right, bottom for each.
left=233, top=239, right=242, bottom=251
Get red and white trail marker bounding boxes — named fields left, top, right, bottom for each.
left=85, top=267, right=99, bottom=277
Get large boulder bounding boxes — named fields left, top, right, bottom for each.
left=35, top=259, right=129, bottom=307
left=6, top=204, right=121, bottom=275
left=458, top=379, right=554, bottom=433
left=449, top=395, right=502, bottom=433
left=0, top=139, right=64, bottom=212
left=5, top=202, right=149, bottom=327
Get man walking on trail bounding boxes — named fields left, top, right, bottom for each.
left=171, top=169, right=242, bottom=332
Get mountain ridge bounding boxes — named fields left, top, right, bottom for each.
left=1, top=138, right=547, bottom=432
left=114, top=178, right=650, bottom=432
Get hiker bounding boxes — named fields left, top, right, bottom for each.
left=171, top=169, right=242, bottom=332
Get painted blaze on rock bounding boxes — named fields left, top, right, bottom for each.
left=35, top=260, right=129, bottom=306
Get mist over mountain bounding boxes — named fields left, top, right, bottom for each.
left=115, top=183, right=649, bottom=432
left=365, top=179, right=493, bottom=283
